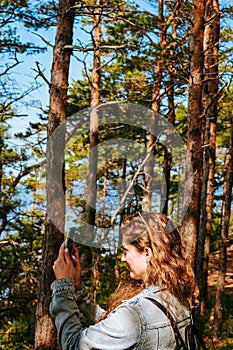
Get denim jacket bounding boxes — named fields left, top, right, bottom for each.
left=50, top=278, right=191, bottom=350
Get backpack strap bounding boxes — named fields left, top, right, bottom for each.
left=185, top=323, right=206, bottom=350
left=144, top=297, right=188, bottom=350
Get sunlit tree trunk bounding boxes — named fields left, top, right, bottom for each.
left=213, top=110, right=233, bottom=337
left=142, top=0, right=181, bottom=213
left=180, top=0, right=205, bottom=265
left=167, top=18, right=177, bottom=128
left=162, top=19, right=177, bottom=215
left=85, top=0, right=102, bottom=233
left=34, top=1, right=75, bottom=348
left=197, top=0, right=219, bottom=315
left=0, top=133, right=7, bottom=233
left=142, top=0, right=165, bottom=212
left=84, top=0, right=102, bottom=299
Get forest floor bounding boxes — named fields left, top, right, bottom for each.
left=206, top=243, right=233, bottom=349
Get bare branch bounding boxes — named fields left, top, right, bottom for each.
left=33, top=61, right=51, bottom=86
left=9, top=159, right=46, bottom=192
left=110, top=136, right=160, bottom=226
left=0, top=239, right=21, bottom=247
left=32, top=31, right=54, bottom=48
left=1, top=84, right=42, bottom=112
left=72, top=3, right=111, bottom=10
left=0, top=55, right=21, bottom=76
left=64, top=44, right=127, bottom=51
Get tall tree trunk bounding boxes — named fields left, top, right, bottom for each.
left=167, top=18, right=177, bottom=128
left=34, top=1, right=75, bottom=349
left=84, top=0, right=102, bottom=299
left=162, top=19, right=177, bottom=215
left=180, top=0, right=205, bottom=265
left=142, top=0, right=181, bottom=213
left=197, top=0, right=219, bottom=315
left=213, top=110, right=233, bottom=337
left=85, top=0, right=102, bottom=233
left=0, top=134, right=7, bottom=234
left=142, top=0, right=165, bottom=212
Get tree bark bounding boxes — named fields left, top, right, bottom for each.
left=213, top=110, right=233, bottom=337
left=34, top=1, right=75, bottom=349
left=84, top=0, right=102, bottom=299
left=197, top=0, right=219, bottom=315
left=142, top=0, right=165, bottom=212
left=162, top=18, right=177, bottom=215
left=142, top=0, right=182, bottom=213
left=85, top=0, right=102, bottom=233
left=180, top=0, right=205, bottom=264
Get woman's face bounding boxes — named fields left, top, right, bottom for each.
left=121, top=244, right=149, bottom=281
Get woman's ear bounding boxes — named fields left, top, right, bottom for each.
left=143, top=247, right=152, bottom=258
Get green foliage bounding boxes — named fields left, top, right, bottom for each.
left=68, top=78, right=92, bottom=115
left=0, top=316, right=34, bottom=349
left=216, top=86, right=233, bottom=149
left=0, top=217, right=43, bottom=349
left=0, top=100, right=45, bottom=350
left=96, top=251, right=120, bottom=307
left=222, top=295, right=233, bottom=337
left=205, top=294, right=233, bottom=349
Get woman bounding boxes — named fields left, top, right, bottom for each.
left=50, top=212, right=199, bottom=349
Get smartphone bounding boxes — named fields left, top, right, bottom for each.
left=65, top=237, right=73, bottom=255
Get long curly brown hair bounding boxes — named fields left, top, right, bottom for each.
left=106, top=212, right=199, bottom=315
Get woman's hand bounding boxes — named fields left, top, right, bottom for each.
left=53, top=242, right=81, bottom=286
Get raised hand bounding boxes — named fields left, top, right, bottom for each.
left=53, top=242, right=81, bottom=286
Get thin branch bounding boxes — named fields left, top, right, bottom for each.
left=1, top=85, right=42, bottom=112
left=72, top=53, right=93, bottom=86
left=72, top=3, right=111, bottom=9
left=64, top=44, right=127, bottom=51
left=0, top=56, right=21, bottom=76
left=33, top=61, right=51, bottom=86
left=0, top=240, right=21, bottom=247
left=0, top=42, right=46, bottom=52
left=32, top=31, right=54, bottom=48
left=109, top=16, right=154, bottom=45
left=200, top=83, right=228, bottom=120
left=9, top=159, right=46, bottom=193
left=110, top=136, right=160, bottom=226
left=97, top=54, right=119, bottom=72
